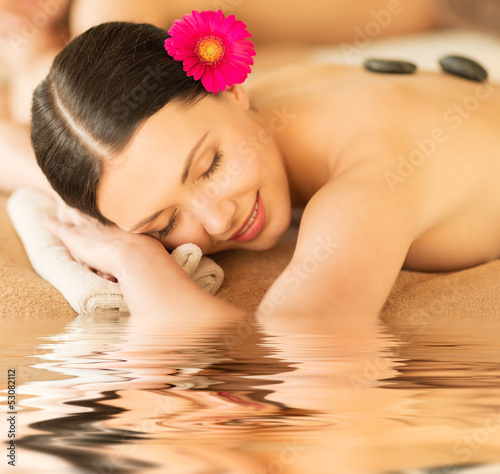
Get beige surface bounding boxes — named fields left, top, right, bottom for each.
left=0, top=194, right=75, bottom=317
left=3, top=28, right=500, bottom=319
left=1, top=192, right=499, bottom=319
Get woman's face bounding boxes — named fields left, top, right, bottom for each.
left=97, top=86, right=292, bottom=254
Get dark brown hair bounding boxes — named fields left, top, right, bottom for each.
left=31, top=22, right=209, bottom=224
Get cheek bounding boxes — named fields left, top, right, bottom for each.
left=227, top=152, right=262, bottom=190
left=194, top=156, right=260, bottom=203
left=160, top=229, right=211, bottom=253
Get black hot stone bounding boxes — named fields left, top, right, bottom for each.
left=363, top=59, right=417, bottom=74
left=439, top=55, right=488, bottom=82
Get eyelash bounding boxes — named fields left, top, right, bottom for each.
left=201, top=151, right=223, bottom=179
left=157, top=212, right=178, bottom=240
left=156, top=151, right=223, bottom=239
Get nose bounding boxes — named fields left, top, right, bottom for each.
left=192, top=196, right=236, bottom=237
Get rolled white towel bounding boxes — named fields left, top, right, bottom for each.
left=7, top=188, right=224, bottom=315
left=171, top=243, right=224, bottom=294
left=191, top=253, right=225, bottom=294
left=171, top=243, right=202, bottom=277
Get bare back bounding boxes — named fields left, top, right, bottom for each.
left=247, top=63, right=500, bottom=272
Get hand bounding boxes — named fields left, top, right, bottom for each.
left=49, top=195, right=116, bottom=280
left=45, top=214, right=165, bottom=284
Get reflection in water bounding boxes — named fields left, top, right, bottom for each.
left=2, top=312, right=500, bottom=473
left=19, top=390, right=153, bottom=474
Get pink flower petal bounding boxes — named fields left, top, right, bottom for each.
left=230, top=50, right=255, bottom=64
left=225, top=22, right=247, bottom=38
left=219, top=62, right=244, bottom=84
left=173, top=46, right=196, bottom=55
left=165, top=10, right=255, bottom=94
left=168, top=19, right=195, bottom=37
left=182, top=56, right=199, bottom=70
left=232, top=39, right=256, bottom=50
left=212, top=67, right=227, bottom=92
left=183, top=12, right=204, bottom=33
left=229, top=50, right=254, bottom=63
left=177, top=27, right=199, bottom=41
left=204, top=10, right=218, bottom=31
left=191, top=62, right=205, bottom=80
left=218, top=63, right=239, bottom=86
left=227, top=57, right=252, bottom=74
left=213, top=10, right=225, bottom=30
left=201, top=68, right=216, bottom=94
left=168, top=38, right=196, bottom=49
left=229, top=49, right=255, bottom=64
left=191, top=10, right=207, bottom=30
left=218, top=14, right=236, bottom=35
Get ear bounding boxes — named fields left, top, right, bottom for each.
left=225, top=84, right=250, bottom=111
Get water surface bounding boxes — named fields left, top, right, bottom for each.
left=2, top=311, right=500, bottom=473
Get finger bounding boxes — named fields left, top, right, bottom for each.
left=69, top=252, right=84, bottom=266
left=44, top=216, right=67, bottom=239
left=45, top=218, right=82, bottom=263
left=44, top=217, right=79, bottom=247
left=45, top=215, right=68, bottom=230
left=95, top=270, right=117, bottom=283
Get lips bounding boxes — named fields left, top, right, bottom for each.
left=230, top=192, right=266, bottom=242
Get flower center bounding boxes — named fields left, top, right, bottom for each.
left=196, top=36, right=225, bottom=65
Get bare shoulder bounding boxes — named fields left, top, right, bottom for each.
left=258, top=167, right=425, bottom=317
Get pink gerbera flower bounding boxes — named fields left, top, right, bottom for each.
left=164, top=10, right=256, bottom=94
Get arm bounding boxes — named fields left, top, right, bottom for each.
left=47, top=168, right=422, bottom=325
left=256, top=171, right=423, bottom=319
left=118, top=240, right=247, bottom=321
left=45, top=218, right=247, bottom=326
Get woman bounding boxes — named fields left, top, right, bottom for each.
left=31, top=16, right=500, bottom=320
left=1, top=0, right=452, bottom=195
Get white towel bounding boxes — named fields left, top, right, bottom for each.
left=7, top=188, right=224, bottom=315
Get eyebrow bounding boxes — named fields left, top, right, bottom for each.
left=128, top=131, right=209, bottom=233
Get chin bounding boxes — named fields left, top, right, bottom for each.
left=253, top=214, right=292, bottom=251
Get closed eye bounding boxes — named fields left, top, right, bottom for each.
left=152, top=152, right=223, bottom=240
left=155, top=212, right=178, bottom=240
left=200, top=151, right=223, bottom=179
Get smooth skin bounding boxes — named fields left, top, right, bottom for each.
left=47, top=63, right=500, bottom=321
left=0, top=0, right=441, bottom=194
